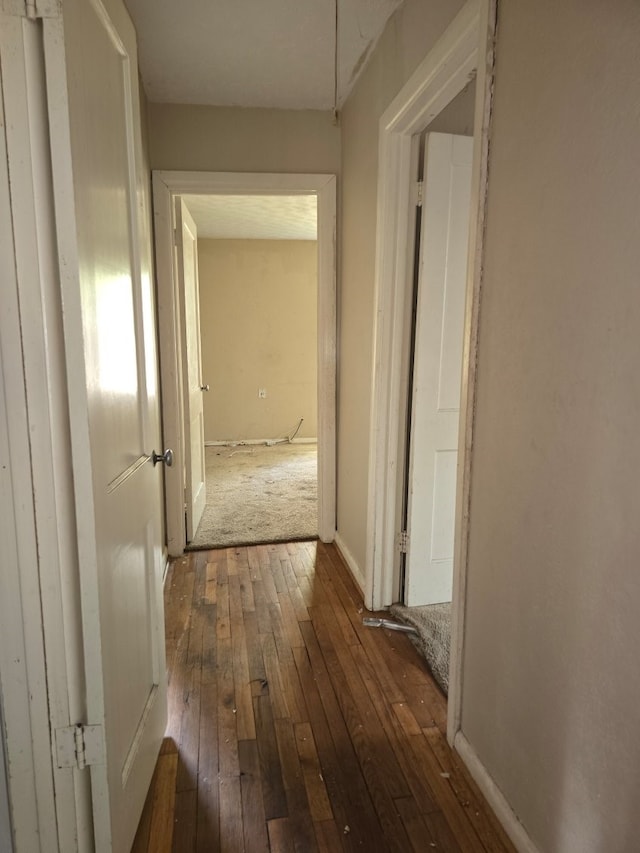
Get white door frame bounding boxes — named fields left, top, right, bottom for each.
left=153, top=171, right=337, bottom=555
left=0, top=9, right=95, bottom=850
left=364, top=0, right=496, bottom=743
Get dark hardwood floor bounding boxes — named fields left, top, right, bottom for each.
left=132, top=541, right=515, bottom=852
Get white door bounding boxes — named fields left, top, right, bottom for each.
left=47, top=0, right=166, bottom=848
left=404, top=133, right=473, bottom=606
left=175, top=198, right=207, bottom=540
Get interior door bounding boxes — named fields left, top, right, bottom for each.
left=48, top=0, right=166, bottom=848
left=404, top=133, right=473, bottom=606
left=175, top=198, right=207, bottom=541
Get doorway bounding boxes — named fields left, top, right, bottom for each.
left=364, top=0, right=496, bottom=742
left=153, top=172, right=337, bottom=558
left=179, top=192, right=320, bottom=549
left=401, top=88, right=476, bottom=609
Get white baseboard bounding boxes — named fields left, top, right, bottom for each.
left=205, top=437, right=318, bottom=447
left=333, top=532, right=366, bottom=597
left=453, top=732, right=539, bottom=853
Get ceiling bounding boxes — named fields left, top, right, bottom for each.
left=124, top=0, right=403, bottom=110
left=182, top=195, right=318, bottom=241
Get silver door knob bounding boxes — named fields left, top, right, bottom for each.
left=152, top=448, right=173, bottom=467
left=200, top=384, right=210, bottom=391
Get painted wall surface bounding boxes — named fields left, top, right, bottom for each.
left=461, top=2, right=640, bottom=851
left=147, top=104, right=340, bottom=175
left=424, top=77, right=475, bottom=137
left=198, top=239, right=317, bottom=442
left=338, top=0, right=465, bottom=572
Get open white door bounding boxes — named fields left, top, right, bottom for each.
left=404, top=133, right=473, bottom=606
left=175, top=198, right=207, bottom=541
left=44, top=0, right=167, bottom=848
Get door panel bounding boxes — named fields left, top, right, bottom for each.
left=405, top=133, right=473, bottom=606
left=53, top=0, right=166, bottom=848
left=175, top=198, right=206, bottom=540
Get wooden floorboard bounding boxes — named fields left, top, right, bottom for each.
left=132, top=541, right=515, bottom=853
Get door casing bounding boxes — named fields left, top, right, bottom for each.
left=175, top=197, right=207, bottom=541
left=153, top=171, right=337, bottom=556
left=364, top=0, right=496, bottom=744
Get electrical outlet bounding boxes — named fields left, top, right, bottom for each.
left=258, top=388, right=267, bottom=399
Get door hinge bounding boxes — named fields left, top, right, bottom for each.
left=397, top=530, right=409, bottom=554
left=414, top=180, right=424, bottom=208
left=55, top=724, right=105, bottom=770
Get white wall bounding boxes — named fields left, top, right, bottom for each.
left=461, top=2, right=640, bottom=851
left=147, top=104, right=340, bottom=175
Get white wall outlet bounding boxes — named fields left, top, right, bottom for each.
left=258, top=388, right=267, bottom=398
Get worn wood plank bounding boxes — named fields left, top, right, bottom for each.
left=267, top=818, right=296, bottom=853
left=175, top=601, right=204, bottom=792
left=238, top=740, right=270, bottom=853
left=217, top=635, right=239, bottom=777
left=216, top=554, right=231, bottom=642
left=277, top=591, right=305, bottom=649
left=408, top=733, right=484, bottom=851
left=274, top=717, right=318, bottom=852
left=219, top=776, right=243, bottom=853
left=230, top=578, right=256, bottom=741
left=310, top=604, right=411, bottom=800
left=392, top=701, right=423, bottom=736
left=313, top=819, right=346, bottom=852
left=204, top=553, right=218, bottom=604
left=172, top=790, right=196, bottom=853
left=298, top=622, right=386, bottom=850
left=292, top=646, right=356, bottom=844
left=261, top=631, right=290, bottom=720
left=394, top=795, right=449, bottom=852
left=196, top=681, right=219, bottom=853
left=349, top=644, right=440, bottom=817
left=294, top=723, right=333, bottom=823
left=423, top=726, right=514, bottom=853
left=147, top=750, right=179, bottom=853
left=253, top=692, right=288, bottom=820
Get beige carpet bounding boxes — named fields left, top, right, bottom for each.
left=188, top=442, right=318, bottom=550
left=389, top=601, right=451, bottom=695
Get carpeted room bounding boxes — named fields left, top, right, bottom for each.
left=188, top=200, right=319, bottom=549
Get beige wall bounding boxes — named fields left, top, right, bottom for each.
left=337, top=0, right=465, bottom=570
left=198, top=239, right=317, bottom=442
left=148, top=104, right=340, bottom=175
left=461, top=2, right=640, bottom=851
left=424, top=77, right=475, bottom=137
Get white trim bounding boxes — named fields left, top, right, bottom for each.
left=204, top=438, right=318, bottom=447
left=366, top=0, right=481, bottom=609
left=363, top=0, right=495, bottom=749
left=153, top=171, right=337, bottom=555
left=447, top=0, right=497, bottom=746
left=454, top=733, right=540, bottom=853
left=0, top=10, right=95, bottom=851
left=333, top=533, right=366, bottom=597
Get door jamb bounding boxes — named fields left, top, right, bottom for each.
left=364, top=0, right=496, bottom=744
left=0, top=9, right=95, bottom=850
left=153, top=171, right=337, bottom=555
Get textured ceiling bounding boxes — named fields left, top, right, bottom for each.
left=182, top=195, right=318, bottom=241
left=125, top=0, right=403, bottom=109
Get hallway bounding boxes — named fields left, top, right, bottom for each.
left=133, top=542, right=514, bottom=851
